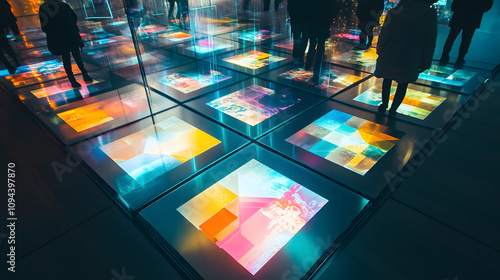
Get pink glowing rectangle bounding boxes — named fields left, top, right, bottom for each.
left=177, top=159, right=328, bottom=275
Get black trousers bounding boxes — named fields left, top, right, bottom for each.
left=263, top=0, right=281, bottom=11
left=292, top=26, right=309, bottom=60
left=0, top=30, right=18, bottom=70
left=381, top=79, right=409, bottom=112
left=5, top=21, right=20, bottom=36
left=305, top=34, right=327, bottom=78
left=358, top=21, right=376, bottom=46
left=442, top=26, right=476, bottom=59
left=61, top=49, right=87, bottom=78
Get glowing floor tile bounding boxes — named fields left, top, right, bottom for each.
left=177, top=159, right=328, bottom=275
left=353, top=85, right=447, bottom=120
left=418, top=65, right=476, bottom=87
left=161, top=70, right=231, bottom=94
left=30, top=79, right=103, bottom=99
left=236, top=30, right=280, bottom=42
left=160, top=31, right=192, bottom=43
left=185, top=39, right=232, bottom=54
left=100, top=117, right=220, bottom=193
left=56, top=95, right=149, bottom=132
left=330, top=48, right=378, bottom=67
left=333, top=33, right=359, bottom=41
left=223, top=50, right=285, bottom=70
left=279, top=67, right=363, bottom=94
left=206, top=85, right=300, bottom=126
left=286, top=110, right=400, bottom=175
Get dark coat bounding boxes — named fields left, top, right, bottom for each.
left=374, top=1, right=437, bottom=83
left=305, top=0, right=339, bottom=38
left=356, top=0, right=385, bottom=25
left=0, top=0, right=17, bottom=28
left=39, top=1, right=84, bottom=55
left=287, top=0, right=309, bottom=26
left=449, top=0, right=493, bottom=29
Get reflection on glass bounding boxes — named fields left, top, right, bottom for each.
left=206, top=85, right=300, bottom=126
left=330, top=48, right=378, bottom=67
left=223, top=51, right=285, bottom=70
left=31, top=79, right=103, bottom=99
left=234, top=29, right=280, bottom=43
left=418, top=65, right=476, bottom=87
left=286, top=110, right=400, bottom=175
left=56, top=95, right=149, bottom=132
left=354, top=85, right=447, bottom=120
left=279, top=68, right=363, bottom=94
left=100, top=117, right=221, bottom=195
left=177, top=159, right=328, bottom=275
left=161, top=70, right=231, bottom=94
left=185, top=39, right=232, bottom=54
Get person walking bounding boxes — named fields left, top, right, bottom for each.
left=0, top=29, right=19, bottom=74
left=39, top=0, right=93, bottom=88
left=374, top=0, right=437, bottom=117
left=288, top=0, right=309, bottom=66
left=0, top=0, right=21, bottom=39
left=354, top=0, right=385, bottom=50
left=439, top=0, right=493, bottom=65
left=304, top=0, right=339, bottom=84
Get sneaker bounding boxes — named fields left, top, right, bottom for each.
left=83, top=73, right=93, bottom=82
left=7, top=66, right=17, bottom=75
left=377, top=104, right=387, bottom=114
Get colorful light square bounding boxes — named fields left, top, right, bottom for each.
left=223, top=51, right=285, bottom=70
left=206, top=85, right=300, bottom=126
left=177, top=159, right=328, bottom=275
left=286, top=110, right=400, bottom=175
left=185, top=39, right=232, bottom=54
left=236, top=30, right=279, bottom=42
left=353, top=85, right=447, bottom=120
left=31, top=79, right=103, bottom=99
left=419, top=65, right=475, bottom=87
left=330, top=48, right=378, bottom=67
left=161, top=70, right=231, bottom=94
left=279, top=68, right=363, bottom=94
left=100, top=117, right=221, bottom=195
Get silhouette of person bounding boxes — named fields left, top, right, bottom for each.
left=440, top=0, right=493, bottom=65
left=374, top=0, right=437, bottom=116
left=263, top=0, right=282, bottom=11
left=0, top=29, right=19, bottom=74
left=168, top=0, right=177, bottom=18
left=39, top=0, right=92, bottom=88
left=354, top=0, right=385, bottom=50
left=288, top=0, right=309, bottom=66
left=0, top=0, right=20, bottom=38
left=304, top=0, right=339, bottom=84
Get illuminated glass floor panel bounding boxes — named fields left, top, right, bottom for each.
left=260, top=63, right=370, bottom=97
left=165, top=37, right=242, bottom=59
left=186, top=77, right=324, bottom=138
left=259, top=101, right=434, bottom=199
left=220, top=28, right=284, bottom=45
left=261, top=37, right=294, bottom=54
left=214, top=47, right=292, bottom=75
left=415, top=62, right=491, bottom=94
left=147, top=61, right=249, bottom=102
left=334, top=77, right=469, bottom=129
left=324, top=41, right=377, bottom=73
left=74, top=106, right=249, bottom=210
left=34, top=84, right=176, bottom=145
left=140, top=144, right=369, bottom=279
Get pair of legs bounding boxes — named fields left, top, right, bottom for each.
left=441, top=26, right=476, bottom=64
left=61, top=48, right=92, bottom=87
left=0, top=31, right=19, bottom=74
left=263, top=0, right=281, bottom=11
left=378, top=79, right=408, bottom=115
left=167, top=0, right=177, bottom=18
left=5, top=21, right=21, bottom=36
left=292, top=26, right=309, bottom=65
left=357, top=21, right=376, bottom=48
left=305, top=34, right=327, bottom=83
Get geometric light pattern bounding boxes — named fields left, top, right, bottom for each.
left=279, top=68, right=363, bottom=94
left=206, top=85, right=300, bottom=126
left=177, top=159, right=328, bottom=275
left=161, top=70, right=232, bottom=94
left=223, top=50, right=285, bottom=70
left=418, top=65, right=476, bottom=87
left=353, top=85, right=447, bottom=120
left=100, top=116, right=221, bottom=194
left=185, top=39, right=232, bottom=54
left=56, top=95, right=148, bottom=132
left=236, top=30, right=279, bottom=43
left=286, top=110, right=400, bottom=175
left=330, top=48, right=378, bottom=67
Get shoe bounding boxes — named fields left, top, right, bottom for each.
left=456, top=58, right=465, bottom=65
left=69, top=77, right=81, bottom=88
left=439, top=54, right=450, bottom=63
left=377, top=104, right=387, bottom=114
left=293, top=57, right=304, bottom=67
left=7, top=66, right=17, bottom=75
left=388, top=109, right=397, bottom=117
left=83, top=73, right=93, bottom=82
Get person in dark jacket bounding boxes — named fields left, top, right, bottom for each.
left=305, top=0, right=339, bottom=84
left=354, top=0, right=385, bottom=50
left=374, top=0, right=437, bottom=116
left=39, top=0, right=92, bottom=88
left=440, top=0, right=493, bottom=65
left=288, top=0, right=309, bottom=66
left=0, top=0, right=20, bottom=37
